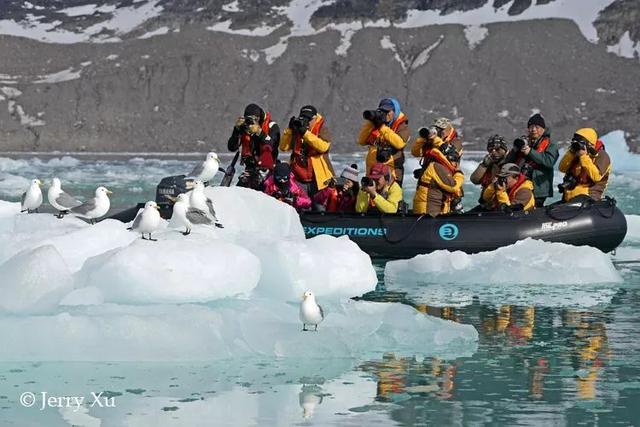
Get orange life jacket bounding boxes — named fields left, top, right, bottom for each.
left=291, top=116, right=324, bottom=183
left=240, top=111, right=272, bottom=160
left=423, top=148, right=457, bottom=174
left=365, top=112, right=407, bottom=146
left=508, top=174, right=528, bottom=201
left=442, top=128, right=458, bottom=144
left=326, top=186, right=338, bottom=212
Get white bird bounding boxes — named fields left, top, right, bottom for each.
left=129, top=201, right=162, bottom=241
left=300, top=291, right=324, bottom=332
left=188, top=152, right=223, bottom=183
left=189, top=180, right=223, bottom=228
left=47, top=177, right=82, bottom=218
left=21, top=179, right=43, bottom=213
left=71, top=186, right=112, bottom=224
left=171, top=193, right=213, bottom=235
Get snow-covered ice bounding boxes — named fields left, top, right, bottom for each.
left=0, top=187, right=478, bottom=361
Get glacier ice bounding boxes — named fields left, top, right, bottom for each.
left=0, top=187, right=477, bottom=361
left=624, top=214, right=639, bottom=242
left=0, top=245, right=73, bottom=314
left=384, top=239, right=623, bottom=309
left=601, top=130, right=640, bottom=172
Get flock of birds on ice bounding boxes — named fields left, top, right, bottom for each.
left=15, top=152, right=325, bottom=331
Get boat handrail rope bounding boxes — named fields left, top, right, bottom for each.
left=544, top=197, right=617, bottom=221
left=379, top=214, right=426, bottom=244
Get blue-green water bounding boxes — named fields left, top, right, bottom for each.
left=0, top=153, right=638, bottom=426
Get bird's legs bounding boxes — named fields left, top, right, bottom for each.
left=182, top=228, right=191, bottom=236
left=314, top=324, right=318, bottom=332
left=302, top=324, right=308, bottom=332
left=148, top=233, right=158, bottom=242
left=215, top=222, right=224, bottom=229
left=142, top=235, right=148, bottom=240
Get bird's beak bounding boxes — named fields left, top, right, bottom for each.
left=37, top=181, right=43, bottom=187
left=164, top=194, right=177, bottom=203
left=302, top=294, right=306, bottom=301
left=154, top=205, right=160, bottom=210
left=107, top=190, right=113, bottom=195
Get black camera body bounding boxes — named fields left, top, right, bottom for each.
left=363, top=109, right=387, bottom=126
left=558, top=175, right=578, bottom=194
left=292, top=116, right=310, bottom=132
left=570, top=140, right=587, bottom=152
left=513, top=137, right=529, bottom=150
left=418, top=126, right=438, bottom=139
left=361, top=176, right=374, bottom=187
left=495, top=176, right=508, bottom=188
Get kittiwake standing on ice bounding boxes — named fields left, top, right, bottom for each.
left=300, top=291, right=324, bottom=331
left=188, top=152, right=223, bottom=184
left=189, top=180, right=223, bottom=228
left=171, top=193, right=213, bottom=235
left=21, top=179, right=43, bottom=213
left=71, top=186, right=112, bottom=224
left=48, top=177, right=82, bottom=218
left=129, top=201, right=162, bottom=241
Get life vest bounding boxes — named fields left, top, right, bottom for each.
left=516, top=136, right=549, bottom=169
left=508, top=174, right=528, bottom=201
left=290, top=116, right=324, bottom=183
left=240, top=111, right=272, bottom=161
left=422, top=148, right=457, bottom=175
left=365, top=112, right=407, bottom=147
left=442, top=128, right=458, bottom=145
left=326, top=187, right=338, bottom=212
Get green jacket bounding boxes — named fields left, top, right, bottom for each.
left=506, top=132, right=559, bottom=199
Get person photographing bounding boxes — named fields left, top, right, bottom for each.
left=263, top=162, right=312, bottom=211
left=481, top=163, right=535, bottom=212
left=355, top=163, right=403, bottom=214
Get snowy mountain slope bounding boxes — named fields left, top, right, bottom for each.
left=0, top=0, right=639, bottom=152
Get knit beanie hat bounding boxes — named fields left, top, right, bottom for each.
left=527, top=113, right=546, bottom=129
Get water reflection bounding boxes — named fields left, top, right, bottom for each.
left=299, top=384, right=324, bottom=419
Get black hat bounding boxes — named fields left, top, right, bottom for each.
left=273, top=162, right=290, bottom=181
left=243, top=103, right=264, bottom=120
left=299, top=105, right=317, bottom=120
left=527, top=113, right=546, bottom=129
left=487, top=134, right=507, bottom=151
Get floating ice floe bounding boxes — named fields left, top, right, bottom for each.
left=0, top=188, right=478, bottom=361
left=384, top=239, right=623, bottom=308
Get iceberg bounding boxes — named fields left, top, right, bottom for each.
left=601, top=130, right=640, bottom=172
left=384, top=239, right=622, bottom=308
left=0, top=187, right=478, bottom=362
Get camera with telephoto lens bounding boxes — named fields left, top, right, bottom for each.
left=291, top=116, right=310, bottom=132
left=495, top=176, right=507, bottom=188
left=375, top=145, right=393, bottom=163
left=558, top=174, right=578, bottom=194
left=363, top=109, right=387, bottom=126
left=361, top=176, right=374, bottom=187
left=570, top=139, right=587, bottom=152
left=418, top=126, right=439, bottom=139
left=513, top=136, right=529, bottom=150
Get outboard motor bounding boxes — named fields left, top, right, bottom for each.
left=155, top=174, right=190, bottom=218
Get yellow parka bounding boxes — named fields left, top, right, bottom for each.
left=483, top=178, right=535, bottom=211
left=357, top=118, right=409, bottom=179
left=280, top=114, right=334, bottom=191
left=413, top=152, right=463, bottom=217
left=558, top=150, right=611, bottom=202
left=355, top=181, right=403, bottom=214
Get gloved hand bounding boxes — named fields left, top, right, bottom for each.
left=234, top=117, right=245, bottom=131
left=482, top=154, right=493, bottom=167
left=248, top=123, right=261, bottom=135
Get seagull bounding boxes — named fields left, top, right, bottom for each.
left=21, top=179, right=43, bottom=213
left=189, top=180, right=223, bottom=228
left=171, top=193, right=213, bottom=236
left=129, top=201, right=161, bottom=241
left=188, top=152, right=223, bottom=184
left=71, top=186, right=112, bottom=224
left=299, top=385, right=323, bottom=419
left=47, top=177, right=82, bottom=218
left=300, top=291, right=324, bottom=332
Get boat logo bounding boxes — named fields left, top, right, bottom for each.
left=439, top=223, right=459, bottom=240
left=541, top=221, right=569, bottom=232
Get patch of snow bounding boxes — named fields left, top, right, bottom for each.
left=606, top=31, right=640, bottom=60
left=33, top=68, right=82, bottom=84
left=80, top=61, right=92, bottom=67
left=85, top=0, right=164, bottom=37
left=410, top=35, right=444, bottom=70
left=240, top=49, right=261, bottom=62
left=463, top=25, right=488, bottom=50
left=106, top=54, right=119, bottom=60
left=380, top=35, right=407, bottom=73
left=595, top=88, right=616, bottom=94
left=207, top=20, right=282, bottom=37
left=263, top=39, right=289, bottom=65
left=497, top=110, right=509, bottom=118
left=222, top=0, right=241, bottom=13
left=138, top=26, right=170, bottom=39
left=1, top=87, right=22, bottom=99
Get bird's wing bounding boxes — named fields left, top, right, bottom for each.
left=131, top=211, right=143, bottom=230
left=318, top=304, right=324, bottom=320
left=72, top=197, right=96, bottom=215
left=186, top=207, right=213, bottom=224
left=20, top=191, right=26, bottom=206
left=205, top=198, right=217, bottom=217
left=56, top=191, right=82, bottom=209
left=188, top=162, right=205, bottom=178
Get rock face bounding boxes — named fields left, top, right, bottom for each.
left=0, top=0, right=639, bottom=153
